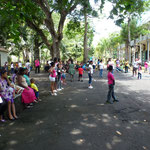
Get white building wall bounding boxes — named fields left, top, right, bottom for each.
left=0, top=51, right=8, bottom=66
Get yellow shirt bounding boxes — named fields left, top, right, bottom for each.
left=31, top=83, right=38, bottom=92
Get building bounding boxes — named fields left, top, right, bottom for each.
left=117, top=33, right=150, bottom=65
left=0, top=47, right=8, bottom=67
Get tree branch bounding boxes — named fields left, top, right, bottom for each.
left=26, top=19, right=51, bottom=49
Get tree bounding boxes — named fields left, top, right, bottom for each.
left=108, top=0, right=148, bottom=61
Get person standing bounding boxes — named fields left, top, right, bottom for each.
left=78, top=65, right=84, bottom=82
left=35, top=58, right=40, bottom=73
left=25, top=60, right=31, bottom=77
left=88, top=61, right=93, bottom=89
left=18, top=61, right=22, bottom=68
left=106, top=66, right=119, bottom=104
left=138, top=64, right=142, bottom=79
left=68, top=59, right=75, bottom=82
left=144, top=60, right=148, bottom=73
left=10, top=62, right=14, bottom=74
left=99, top=60, right=104, bottom=77
left=133, top=58, right=138, bottom=77
left=125, top=60, right=129, bottom=73
left=4, top=62, right=8, bottom=71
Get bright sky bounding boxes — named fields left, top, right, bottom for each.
left=91, top=1, right=150, bottom=47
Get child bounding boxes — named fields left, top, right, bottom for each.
left=57, top=63, right=62, bottom=91
left=30, top=78, right=41, bottom=101
left=138, top=64, right=142, bottom=79
left=88, top=61, right=93, bottom=89
left=99, top=60, right=104, bottom=77
left=49, top=62, right=57, bottom=96
left=106, top=65, right=119, bottom=104
left=78, top=65, right=84, bottom=82
left=144, top=61, right=148, bottom=73
left=62, top=67, right=66, bottom=85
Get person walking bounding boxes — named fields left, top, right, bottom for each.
left=35, top=58, right=40, bottom=73
left=106, top=65, right=119, bottom=104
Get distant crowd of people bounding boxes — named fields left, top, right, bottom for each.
left=1, top=56, right=150, bottom=123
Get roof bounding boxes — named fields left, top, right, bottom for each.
left=0, top=47, right=8, bottom=53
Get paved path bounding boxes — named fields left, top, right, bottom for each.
left=1, top=70, right=150, bottom=150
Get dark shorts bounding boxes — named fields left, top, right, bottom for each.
left=79, top=74, right=82, bottom=77
left=133, top=67, right=138, bottom=72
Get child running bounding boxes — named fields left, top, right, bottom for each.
left=106, top=66, right=119, bottom=104
left=78, top=65, right=84, bottom=82
left=30, top=78, right=41, bottom=101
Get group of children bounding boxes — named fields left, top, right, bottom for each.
left=49, top=58, right=66, bottom=96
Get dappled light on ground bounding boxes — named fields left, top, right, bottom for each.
left=72, top=139, right=85, bottom=146
left=70, top=129, right=82, bottom=135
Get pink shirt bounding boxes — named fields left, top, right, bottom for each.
left=108, top=72, right=115, bottom=85
left=35, top=60, right=40, bottom=67
left=50, top=69, right=56, bottom=78
left=144, top=62, right=148, bottom=68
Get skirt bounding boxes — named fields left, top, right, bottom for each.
left=21, top=87, right=36, bottom=104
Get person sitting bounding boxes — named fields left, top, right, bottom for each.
left=30, top=78, right=41, bottom=102
left=0, top=69, right=18, bottom=120
left=16, top=68, right=37, bottom=108
left=24, top=68, right=31, bottom=86
left=10, top=69, right=24, bottom=98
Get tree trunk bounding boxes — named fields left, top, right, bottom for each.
left=34, top=37, right=40, bottom=61
left=127, top=16, right=131, bottom=62
left=125, top=42, right=128, bottom=60
left=83, top=8, right=88, bottom=63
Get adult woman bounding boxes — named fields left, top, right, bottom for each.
left=49, top=62, right=57, bottom=96
left=68, top=59, right=75, bottom=82
left=35, top=58, right=40, bottom=73
left=24, top=68, right=31, bottom=86
left=16, top=68, right=37, bottom=107
left=0, top=69, right=17, bottom=120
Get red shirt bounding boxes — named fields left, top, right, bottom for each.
left=107, top=72, right=115, bottom=85
left=78, top=68, right=83, bottom=75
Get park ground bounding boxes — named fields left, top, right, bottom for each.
left=0, top=70, right=150, bottom=150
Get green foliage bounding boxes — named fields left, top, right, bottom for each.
left=120, top=18, right=150, bottom=42
left=108, top=0, right=147, bottom=25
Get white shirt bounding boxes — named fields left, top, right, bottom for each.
left=19, top=62, right=22, bottom=68
left=133, top=61, right=138, bottom=68
left=108, top=61, right=114, bottom=68
left=99, top=63, right=104, bottom=70
left=88, top=64, right=93, bottom=74
left=25, top=62, right=30, bottom=71
left=11, top=64, right=14, bottom=68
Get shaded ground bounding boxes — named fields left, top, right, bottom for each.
left=0, top=70, right=150, bottom=150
